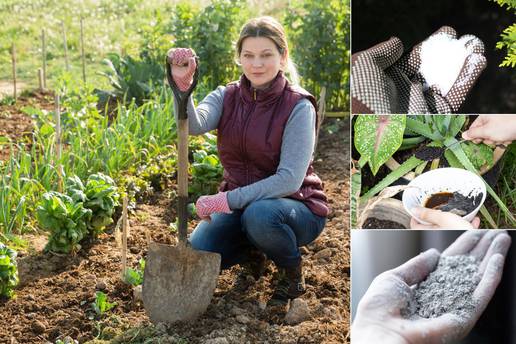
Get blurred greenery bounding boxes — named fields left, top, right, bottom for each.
left=1, top=0, right=349, bottom=110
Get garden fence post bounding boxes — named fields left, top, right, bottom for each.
left=315, top=86, right=327, bottom=152
left=80, top=17, right=86, bottom=83
left=54, top=94, right=64, bottom=193
left=121, top=196, right=128, bottom=279
left=62, top=21, right=70, bottom=71
left=11, top=44, right=17, bottom=101
left=41, top=29, right=46, bottom=89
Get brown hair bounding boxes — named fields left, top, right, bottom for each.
left=236, top=16, right=299, bottom=85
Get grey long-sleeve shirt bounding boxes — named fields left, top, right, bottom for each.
left=174, top=86, right=315, bottom=210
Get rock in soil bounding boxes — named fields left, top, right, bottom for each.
left=133, top=285, right=143, bottom=302
left=314, top=248, right=333, bottom=260
left=285, top=298, right=311, bottom=325
left=31, top=320, right=46, bottom=334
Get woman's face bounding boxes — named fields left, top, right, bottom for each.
left=239, top=36, right=286, bottom=90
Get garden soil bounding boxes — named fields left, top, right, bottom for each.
left=0, top=90, right=54, bottom=161
left=0, top=118, right=350, bottom=343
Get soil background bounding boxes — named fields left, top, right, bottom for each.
left=0, top=109, right=350, bottom=343
left=352, top=0, right=516, bottom=113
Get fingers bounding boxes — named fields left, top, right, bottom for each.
left=477, top=232, right=511, bottom=276
left=411, top=206, right=475, bottom=229
left=473, top=253, right=505, bottom=314
left=410, top=217, right=439, bottom=230
left=462, top=118, right=492, bottom=141
left=359, top=36, right=404, bottom=70
left=468, top=230, right=502, bottom=260
left=444, top=52, right=487, bottom=112
left=390, top=248, right=440, bottom=286
left=167, top=47, right=196, bottom=65
left=442, top=230, right=485, bottom=256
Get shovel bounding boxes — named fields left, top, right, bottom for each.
left=142, top=53, right=221, bottom=324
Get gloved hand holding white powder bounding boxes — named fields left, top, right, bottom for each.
left=419, top=33, right=485, bottom=97
left=352, top=26, right=487, bottom=114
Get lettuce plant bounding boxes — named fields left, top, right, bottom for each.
left=0, top=242, right=18, bottom=298
left=36, top=192, right=92, bottom=254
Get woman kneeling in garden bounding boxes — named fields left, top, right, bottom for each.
left=168, top=16, right=328, bottom=306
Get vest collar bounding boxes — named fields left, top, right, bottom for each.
left=239, top=71, right=287, bottom=103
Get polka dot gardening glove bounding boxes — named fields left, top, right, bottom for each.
left=195, top=192, right=232, bottom=221
left=352, top=26, right=486, bottom=114
left=166, top=48, right=197, bottom=92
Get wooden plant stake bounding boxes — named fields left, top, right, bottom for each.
left=11, top=44, right=17, bottom=100
left=121, top=196, right=128, bottom=279
left=62, top=21, right=69, bottom=71
left=41, top=29, right=46, bottom=89
left=54, top=94, right=64, bottom=193
left=80, top=17, right=86, bottom=83
left=38, top=68, right=43, bottom=91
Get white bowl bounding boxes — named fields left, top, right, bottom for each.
left=402, top=168, right=486, bottom=225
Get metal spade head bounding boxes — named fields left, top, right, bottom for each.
left=142, top=242, right=221, bottom=324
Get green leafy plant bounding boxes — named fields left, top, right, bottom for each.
left=189, top=133, right=223, bottom=197
left=98, top=53, right=164, bottom=106
left=491, top=0, right=516, bottom=67
left=285, top=0, right=350, bottom=111
left=0, top=242, right=18, bottom=298
left=65, top=173, right=119, bottom=235
left=36, top=191, right=92, bottom=254
left=83, top=173, right=120, bottom=235
left=123, top=258, right=145, bottom=286
left=354, top=115, right=515, bottom=227
left=92, top=291, right=117, bottom=317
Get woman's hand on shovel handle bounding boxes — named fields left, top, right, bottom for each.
left=167, top=48, right=197, bottom=92
left=196, top=192, right=232, bottom=222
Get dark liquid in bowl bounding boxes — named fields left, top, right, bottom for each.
left=424, top=192, right=454, bottom=209
left=423, top=191, right=483, bottom=216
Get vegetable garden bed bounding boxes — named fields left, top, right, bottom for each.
left=0, top=108, right=349, bottom=343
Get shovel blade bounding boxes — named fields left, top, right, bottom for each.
left=142, top=242, right=221, bottom=323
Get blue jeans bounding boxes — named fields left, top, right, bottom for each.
left=189, top=198, right=326, bottom=269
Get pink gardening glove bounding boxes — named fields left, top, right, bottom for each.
left=166, top=48, right=197, bottom=92
left=195, top=192, right=232, bottom=221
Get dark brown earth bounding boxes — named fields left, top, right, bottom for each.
left=362, top=218, right=407, bottom=229
left=414, top=146, right=445, bottom=161
left=0, top=90, right=54, bottom=161
left=0, top=116, right=350, bottom=343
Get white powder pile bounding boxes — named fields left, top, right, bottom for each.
left=419, top=33, right=472, bottom=96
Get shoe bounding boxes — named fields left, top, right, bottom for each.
left=268, top=262, right=306, bottom=306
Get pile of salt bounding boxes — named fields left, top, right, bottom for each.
left=419, top=33, right=472, bottom=96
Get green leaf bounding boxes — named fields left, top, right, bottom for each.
left=445, top=137, right=516, bottom=225
left=360, top=155, right=424, bottom=203
left=405, top=118, right=441, bottom=141
left=354, top=115, right=406, bottom=175
left=460, top=142, right=494, bottom=171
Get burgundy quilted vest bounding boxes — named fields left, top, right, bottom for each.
left=217, top=72, right=329, bottom=217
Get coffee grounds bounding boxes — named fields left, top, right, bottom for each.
left=402, top=255, right=479, bottom=319
left=435, top=191, right=483, bottom=216
left=414, top=146, right=445, bottom=161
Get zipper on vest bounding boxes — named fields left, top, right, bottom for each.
left=241, top=99, right=256, bottom=185
left=253, top=88, right=256, bottom=101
